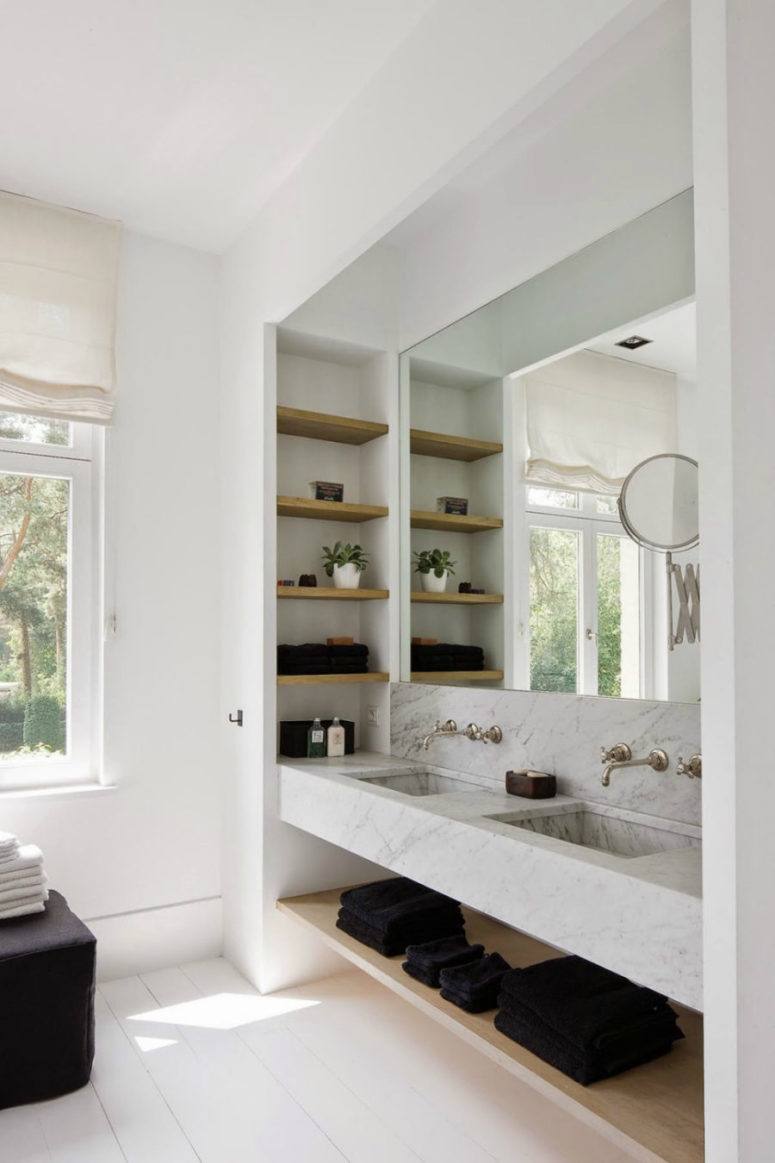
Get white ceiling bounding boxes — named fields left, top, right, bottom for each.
left=0, top=0, right=434, bottom=252
left=587, top=301, right=696, bottom=380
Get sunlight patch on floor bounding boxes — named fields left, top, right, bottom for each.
left=130, top=991, right=320, bottom=1030
left=134, top=1035, right=179, bottom=1052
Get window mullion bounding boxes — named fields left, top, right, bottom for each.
left=580, top=526, right=598, bottom=696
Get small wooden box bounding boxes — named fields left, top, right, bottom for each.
left=505, top=770, right=557, bottom=798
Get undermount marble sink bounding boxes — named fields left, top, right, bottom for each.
left=356, top=770, right=480, bottom=796
left=484, top=803, right=701, bottom=860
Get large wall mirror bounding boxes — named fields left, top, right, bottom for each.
left=399, top=190, right=699, bottom=703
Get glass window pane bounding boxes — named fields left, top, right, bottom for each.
left=597, top=533, right=640, bottom=698
left=529, top=526, right=579, bottom=692
left=0, top=473, right=69, bottom=760
left=527, top=486, right=579, bottom=509
left=595, top=495, right=618, bottom=515
left=0, top=412, right=71, bottom=446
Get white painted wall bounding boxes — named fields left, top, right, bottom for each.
left=692, top=0, right=775, bottom=1158
left=0, top=231, right=223, bottom=979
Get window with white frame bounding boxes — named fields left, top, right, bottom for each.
left=523, top=486, right=646, bottom=699
left=0, top=411, right=100, bottom=787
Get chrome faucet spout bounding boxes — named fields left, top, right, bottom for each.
left=422, top=719, right=459, bottom=750
left=421, top=719, right=503, bottom=750
left=601, top=744, right=669, bottom=788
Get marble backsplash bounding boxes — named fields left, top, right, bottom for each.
left=390, top=684, right=702, bottom=825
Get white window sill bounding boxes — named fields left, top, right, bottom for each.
left=0, top=782, right=117, bottom=802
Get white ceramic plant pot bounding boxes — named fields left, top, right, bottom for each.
left=421, top=571, right=448, bottom=593
left=333, top=562, right=362, bottom=589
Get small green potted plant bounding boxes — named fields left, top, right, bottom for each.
left=413, top=547, right=457, bottom=593
left=321, top=541, right=370, bottom=589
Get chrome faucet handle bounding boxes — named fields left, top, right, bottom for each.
left=677, top=754, right=702, bottom=779
left=601, top=743, right=632, bottom=764
left=464, top=723, right=503, bottom=744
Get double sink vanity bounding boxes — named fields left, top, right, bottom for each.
left=278, top=750, right=702, bottom=1011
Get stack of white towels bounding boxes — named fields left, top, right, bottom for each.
left=0, top=831, right=49, bottom=919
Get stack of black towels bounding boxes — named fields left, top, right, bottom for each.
left=337, top=878, right=464, bottom=956
left=402, top=935, right=512, bottom=1011
left=330, top=643, right=369, bottom=674
left=410, top=643, right=485, bottom=672
left=277, top=643, right=329, bottom=675
left=277, top=642, right=369, bottom=675
left=494, top=955, right=684, bottom=1085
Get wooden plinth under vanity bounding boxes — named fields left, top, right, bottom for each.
left=278, top=889, right=703, bottom=1163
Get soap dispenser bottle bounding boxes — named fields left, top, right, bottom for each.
left=327, top=716, right=346, bottom=757
left=307, top=717, right=326, bottom=758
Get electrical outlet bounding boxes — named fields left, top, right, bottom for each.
left=366, top=706, right=381, bottom=727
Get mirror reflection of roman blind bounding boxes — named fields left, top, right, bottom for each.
left=0, top=190, right=120, bottom=424
left=523, top=350, right=677, bottom=495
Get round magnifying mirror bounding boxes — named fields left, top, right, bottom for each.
left=618, top=453, right=699, bottom=551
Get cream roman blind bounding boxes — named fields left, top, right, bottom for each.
left=0, top=190, right=120, bottom=424
left=523, top=350, right=677, bottom=495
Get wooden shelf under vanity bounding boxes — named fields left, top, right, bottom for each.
left=276, top=672, right=390, bottom=687
left=410, top=670, right=504, bottom=682
left=278, top=496, right=389, bottom=522
left=410, top=591, right=503, bottom=604
left=277, top=889, right=704, bottom=1163
left=278, top=585, right=389, bottom=600
left=277, top=406, right=388, bottom=445
left=410, top=428, right=503, bottom=462
left=410, top=510, right=503, bottom=534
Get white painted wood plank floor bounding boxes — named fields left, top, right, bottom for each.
left=0, top=959, right=639, bottom=1162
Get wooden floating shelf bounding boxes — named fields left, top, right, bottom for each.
left=277, top=889, right=704, bottom=1163
left=411, top=591, right=503, bottom=604
left=278, top=496, right=388, bottom=522
left=277, top=586, right=389, bottom=600
left=277, top=672, right=389, bottom=686
left=277, top=406, right=388, bottom=445
left=410, top=670, right=504, bottom=682
left=410, top=428, right=503, bottom=462
left=410, top=510, right=503, bottom=534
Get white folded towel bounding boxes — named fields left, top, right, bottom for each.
left=0, top=879, right=47, bottom=905
left=0, top=832, right=19, bottom=859
left=0, top=844, right=43, bottom=876
left=0, top=899, right=46, bottom=921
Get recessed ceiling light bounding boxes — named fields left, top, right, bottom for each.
left=616, top=335, right=653, bottom=350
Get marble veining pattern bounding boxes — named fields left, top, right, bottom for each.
left=278, top=755, right=703, bottom=1009
left=390, top=684, right=702, bottom=825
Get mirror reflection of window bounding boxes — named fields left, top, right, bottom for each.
left=525, top=491, right=643, bottom=698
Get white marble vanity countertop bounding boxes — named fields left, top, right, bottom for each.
left=278, top=752, right=702, bottom=1010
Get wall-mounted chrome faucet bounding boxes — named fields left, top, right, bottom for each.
left=422, top=719, right=502, bottom=750
left=600, top=742, right=669, bottom=787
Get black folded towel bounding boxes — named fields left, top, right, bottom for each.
left=402, top=935, right=485, bottom=987
left=277, top=662, right=332, bottom=674
left=328, top=644, right=369, bottom=657
left=438, top=952, right=512, bottom=1012
left=493, top=1006, right=679, bottom=1085
left=497, top=956, right=680, bottom=1052
left=337, top=905, right=465, bottom=957
left=337, top=903, right=464, bottom=945
left=278, top=643, right=328, bottom=657
left=330, top=661, right=369, bottom=673
left=340, top=877, right=459, bottom=927
left=439, top=643, right=484, bottom=658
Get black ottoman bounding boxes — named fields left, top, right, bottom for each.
left=0, top=890, right=96, bottom=1109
